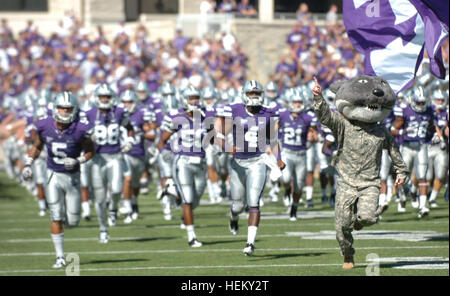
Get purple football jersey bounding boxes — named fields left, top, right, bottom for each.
left=127, top=108, right=153, bottom=157
left=429, top=107, right=448, bottom=143
left=393, top=103, right=408, bottom=145
left=279, top=109, right=317, bottom=151
left=143, top=96, right=162, bottom=112
left=35, top=117, right=90, bottom=173
left=161, top=108, right=215, bottom=157
left=221, top=103, right=278, bottom=159
left=400, top=105, right=434, bottom=143
left=85, top=106, right=129, bottom=154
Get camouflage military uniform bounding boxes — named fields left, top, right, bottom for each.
left=313, top=94, right=408, bottom=257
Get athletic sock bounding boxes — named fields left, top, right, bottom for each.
left=305, top=186, right=313, bottom=201
left=247, top=226, right=258, bottom=244
left=429, top=190, right=438, bottom=202
left=379, top=194, right=386, bottom=206
left=51, top=233, right=64, bottom=258
left=123, top=199, right=132, bottom=214
left=38, top=200, right=46, bottom=210
left=186, top=225, right=196, bottom=241
left=419, top=195, right=427, bottom=209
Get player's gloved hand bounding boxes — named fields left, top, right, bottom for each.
left=121, top=137, right=134, bottom=153
left=63, top=157, right=79, bottom=170
left=22, top=165, right=33, bottom=181
left=431, top=134, right=441, bottom=144
left=160, top=149, right=172, bottom=161
left=147, top=146, right=159, bottom=165
left=440, top=141, right=447, bottom=150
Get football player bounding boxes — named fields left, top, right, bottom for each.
left=298, top=85, right=319, bottom=208
left=84, top=83, right=134, bottom=242
left=157, top=86, right=214, bottom=247
left=154, top=82, right=181, bottom=221
left=216, top=80, right=285, bottom=256
left=264, top=81, right=283, bottom=202
left=22, top=91, right=95, bottom=268
left=391, top=86, right=436, bottom=218
left=426, top=88, right=448, bottom=207
left=278, top=90, right=318, bottom=221
left=202, top=87, right=222, bottom=204
left=120, top=90, right=155, bottom=223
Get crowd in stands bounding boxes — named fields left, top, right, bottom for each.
left=0, top=15, right=248, bottom=103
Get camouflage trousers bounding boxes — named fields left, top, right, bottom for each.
left=335, top=181, right=380, bottom=257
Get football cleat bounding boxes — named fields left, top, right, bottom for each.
left=108, top=210, right=117, bottom=227
left=39, top=209, right=46, bottom=217
left=124, top=214, right=133, bottom=224
left=131, top=204, right=139, bottom=220
left=243, top=243, right=255, bottom=256
left=283, top=195, right=291, bottom=207
left=188, top=239, right=203, bottom=248
left=140, top=186, right=149, bottom=194
left=429, top=200, right=438, bottom=208
left=99, top=231, right=109, bottom=243
left=418, top=207, right=429, bottom=219
left=397, top=201, right=406, bottom=212
left=410, top=193, right=419, bottom=208
left=229, top=219, right=239, bottom=235
left=321, top=195, right=328, bottom=204
left=52, top=257, right=66, bottom=269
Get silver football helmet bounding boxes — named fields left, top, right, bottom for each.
left=431, top=88, right=448, bottom=111
left=159, top=82, right=178, bottom=112
left=409, top=86, right=428, bottom=113
left=201, top=87, right=216, bottom=108
left=289, top=90, right=305, bottom=113
left=135, top=80, right=150, bottom=101
left=120, top=89, right=139, bottom=113
left=242, top=80, right=264, bottom=106
left=265, top=81, right=279, bottom=102
left=181, top=86, right=202, bottom=112
left=94, top=83, right=116, bottom=109
left=53, top=91, right=78, bottom=124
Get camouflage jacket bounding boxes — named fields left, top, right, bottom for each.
left=313, top=94, right=409, bottom=189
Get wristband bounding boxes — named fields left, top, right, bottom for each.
left=6, top=124, right=12, bottom=131
left=77, top=155, right=87, bottom=164
left=398, top=129, right=403, bottom=136
left=216, top=133, right=225, bottom=140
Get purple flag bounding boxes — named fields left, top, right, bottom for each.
left=409, top=0, right=448, bottom=78
left=343, top=0, right=448, bottom=93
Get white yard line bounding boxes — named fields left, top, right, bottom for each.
left=0, top=263, right=352, bottom=274
left=0, top=245, right=447, bottom=257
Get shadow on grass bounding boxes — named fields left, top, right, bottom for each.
left=116, top=236, right=178, bottom=243
left=201, top=240, right=241, bottom=246
left=81, top=258, right=149, bottom=265
left=251, top=252, right=328, bottom=261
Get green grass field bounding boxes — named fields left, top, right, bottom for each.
left=0, top=171, right=448, bottom=276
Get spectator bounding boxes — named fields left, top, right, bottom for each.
left=238, top=0, right=257, bottom=17
left=326, top=4, right=338, bottom=25
left=217, top=0, right=237, bottom=13
left=296, top=3, right=311, bottom=23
